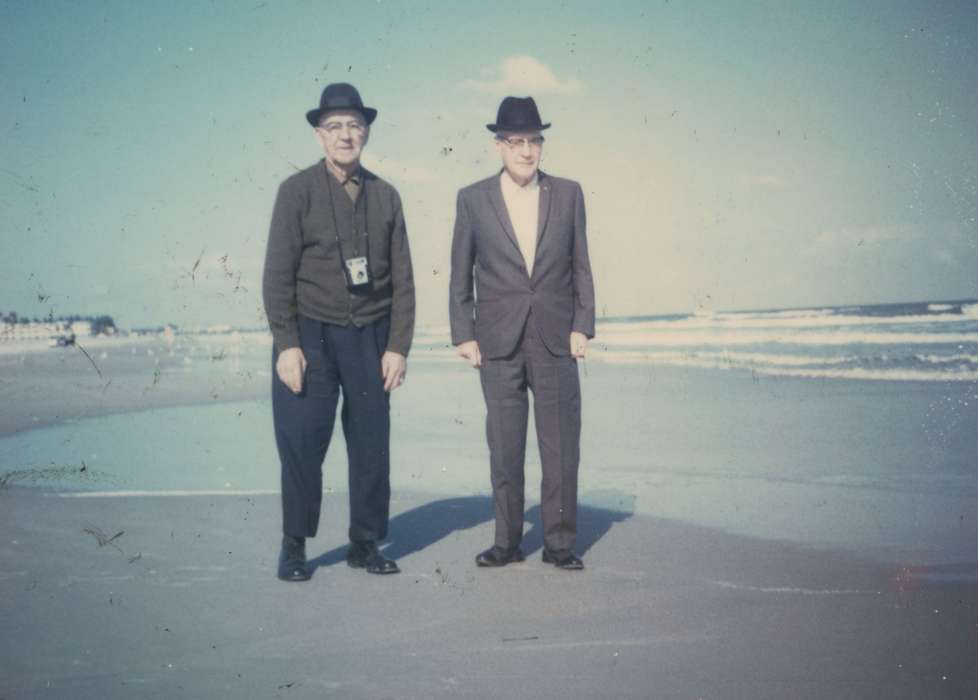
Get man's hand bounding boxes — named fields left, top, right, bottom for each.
left=456, top=340, right=482, bottom=368
left=570, top=332, right=588, bottom=359
left=381, top=351, right=407, bottom=392
left=276, top=347, right=307, bottom=394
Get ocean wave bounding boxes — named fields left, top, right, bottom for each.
left=591, top=349, right=978, bottom=381
left=591, top=349, right=853, bottom=368
left=595, top=328, right=978, bottom=347
left=915, top=353, right=978, bottom=365
left=751, top=366, right=978, bottom=382
left=715, top=307, right=838, bottom=321
left=707, top=351, right=852, bottom=367
left=596, top=310, right=978, bottom=334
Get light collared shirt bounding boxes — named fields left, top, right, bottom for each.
left=499, top=170, right=540, bottom=276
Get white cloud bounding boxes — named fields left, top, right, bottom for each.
left=461, top=56, right=583, bottom=96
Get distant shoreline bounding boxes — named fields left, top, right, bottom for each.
left=0, top=329, right=274, bottom=356
left=0, top=333, right=157, bottom=356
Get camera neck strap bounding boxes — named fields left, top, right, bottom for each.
left=325, top=169, right=369, bottom=264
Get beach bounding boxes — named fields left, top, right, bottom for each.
left=1, top=333, right=976, bottom=698
left=0, top=334, right=268, bottom=438
left=7, top=0, right=978, bottom=695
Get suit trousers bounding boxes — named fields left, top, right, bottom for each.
left=479, top=316, right=582, bottom=553
left=272, top=314, right=391, bottom=542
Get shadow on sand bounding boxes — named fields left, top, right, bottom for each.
left=308, top=489, right=635, bottom=573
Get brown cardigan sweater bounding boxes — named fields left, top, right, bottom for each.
left=262, top=160, right=415, bottom=354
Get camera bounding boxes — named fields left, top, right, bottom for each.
left=343, top=256, right=371, bottom=289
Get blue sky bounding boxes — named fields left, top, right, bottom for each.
left=2, top=1, right=976, bottom=329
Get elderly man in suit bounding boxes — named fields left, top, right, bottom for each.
left=450, top=96, right=596, bottom=570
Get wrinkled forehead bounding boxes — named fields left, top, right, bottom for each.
left=318, top=108, right=368, bottom=126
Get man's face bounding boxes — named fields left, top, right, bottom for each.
left=314, top=109, right=369, bottom=167
left=495, top=130, right=544, bottom=184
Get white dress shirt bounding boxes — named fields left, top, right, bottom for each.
left=500, top=171, right=540, bottom=276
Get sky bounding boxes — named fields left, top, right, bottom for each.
left=2, top=0, right=977, bottom=330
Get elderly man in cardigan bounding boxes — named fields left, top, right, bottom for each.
left=450, top=96, right=596, bottom=570
left=263, top=83, right=415, bottom=581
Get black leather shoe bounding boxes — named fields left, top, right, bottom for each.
left=475, top=545, right=526, bottom=567
left=542, top=549, right=584, bottom=570
left=277, top=536, right=310, bottom=582
left=346, top=541, right=400, bottom=575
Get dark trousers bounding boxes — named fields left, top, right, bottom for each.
left=272, top=314, right=391, bottom=541
left=479, top=317, right=582, bottom=553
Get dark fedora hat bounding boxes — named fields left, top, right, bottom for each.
left=305, top=83, right=377, bottom=127
left=486, top=96, right=551, bottom=133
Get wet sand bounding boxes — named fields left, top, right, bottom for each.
left=1, top=487, right=975, bottom=699
left=1, top=338, right=976, bottom=698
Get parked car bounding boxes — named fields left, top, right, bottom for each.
left=48, top=333, right=76, bottom=348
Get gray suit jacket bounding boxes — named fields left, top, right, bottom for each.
left=450, top=171, right=596, bottom=359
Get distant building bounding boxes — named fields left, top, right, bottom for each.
left=0, top=320, right=65, bottom=343
left=206, top=324, right=233, bottom=334
left=69, top=320, right=92, bottom=337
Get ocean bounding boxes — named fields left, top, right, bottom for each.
left=414, top=298, right=978, bottom=382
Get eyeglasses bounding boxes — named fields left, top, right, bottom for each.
left=497, top=135, right=545, bottom=149
left=317, top=121, right=366, bottom=136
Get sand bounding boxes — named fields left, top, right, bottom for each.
left=1, top=488, right=974, bottom=699
left=1, top=338, right=976, bottom=698
left=0, top=336, right=267, bottom=437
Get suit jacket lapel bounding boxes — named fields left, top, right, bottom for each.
left=535, top=172, right=552, bottom=248
left=487, top=177, right=522, bottom=256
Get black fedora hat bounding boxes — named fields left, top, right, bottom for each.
left=486, top=96, right=551, bottom=133
left=305, top=83, right=377, bottom=127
